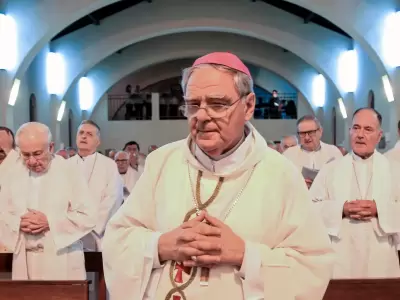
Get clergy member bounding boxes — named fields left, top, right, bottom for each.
left=283, top=115, right=342, bottom=188
left=310, top=108, right=400, bottom=278
left=279, top=135, right=298, bottom=153
left=69, top=120, right=123, bottom=251
left=0, top=127, right=18, bottom=253
left=114, top=151, right=140, bottom=201
left=0, top=122, right=96, bottom=279
left=102, top=52, right=334, bottom=300
left=124, top=141, right=144, bottom=175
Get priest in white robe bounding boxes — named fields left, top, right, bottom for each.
left=283, top=115, right=342, bottom=188
left=310, top=108, right=400, bottom=279
left=114, top=151, right=141, bottom=200
left=69, top=120, right=123, bottom=251
left=102, top=52, right=334, bottom=300
left=0, top=122, right=96, bottom=280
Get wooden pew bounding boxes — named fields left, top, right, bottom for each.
left=0, top=280, right=90, bottom=300
left=324, top=278, right=400, bottom=299
left=0, top=253, right=106, bottom=300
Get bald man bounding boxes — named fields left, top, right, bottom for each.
left=280, top=135, right=298, bottom=153
left=0, top=122, right=96, bottom=280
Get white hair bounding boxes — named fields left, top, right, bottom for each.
left=15, top=122, right=52, bottom=146
left=114, top=151, right=129, bottom=160
left=181, top=64, right=254, bottom=97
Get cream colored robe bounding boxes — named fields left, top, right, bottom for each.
left=384, top=146, right=400, bottom=163
left=120, top=166, right=141, bottom=200
left=0, top=155, right=97, bottom=279
left=0, top=149, right=19, bottom=252
left=283, top=141, right=342, bottom=171
left=310, top=152, right=400, bottom=278
left=69, top=153, right=123, bottom=251
left=102, top=125, right=334, bottom=300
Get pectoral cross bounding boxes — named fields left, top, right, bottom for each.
left=174, top=262, right=192, bottom=283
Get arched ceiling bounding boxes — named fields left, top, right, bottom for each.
left=64, top=32, right=333, bottom=117
left=54, top=0, right=350, bottom=104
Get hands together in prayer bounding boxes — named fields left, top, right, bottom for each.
left=158, top=211, right=245, bottom=268
left=343, top=200, right=377, bottom=221
left=20, top=209, right=50, bottom=235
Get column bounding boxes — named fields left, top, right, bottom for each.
left=151, top=92, right=160, bottom=121
left=0, top=70, right=10, bottom=126
left=343, top=93, right=355, bottom=149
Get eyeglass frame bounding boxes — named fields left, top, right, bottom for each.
left=297, top=128, right=320, bottom=138
left=179, top=96, right=245, bottom=119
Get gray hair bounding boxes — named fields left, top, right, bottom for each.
left=280, top=135, right=298, bottom=144
left=181, top=64, right=254, bottom=97
left=296, top=115, right=322, bottom=128
left=114, top=151, right=129, bottom=160
left=16, top=122, right=52, bottom=146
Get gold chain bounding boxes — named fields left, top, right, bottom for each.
left=165, top=169, right=224, bottom=300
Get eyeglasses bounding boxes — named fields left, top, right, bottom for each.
left=179, top=97, right=243, bottom=119
left=297, top=128, right=319, bottom=138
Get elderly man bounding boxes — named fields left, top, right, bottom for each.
left=114, top=151, right=141, bottom=201
left=56, top=149, right=69, bottom=159
left=284, top=115, right=342, bottom=188
left=279, top=135, right=298, bottom=153
left=102, top=52, right=334, bottom=300
left=0, top=126, right=18, bottom=177
left=69, top=120, right=123, bottom=251
left=0, top=122, right=96, bottom=279
left=310, top=108, right=400, bottom=278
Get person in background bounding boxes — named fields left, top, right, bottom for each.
left=69, top=120, right=123, bottom=251
left=280, top=135, right=298, bottom=153
left=66, top=147, right=77, bottom=157
left=310, top=108, right=400, bottom=278
left=148, top=145, right=158, bottom=154
left=336, top=145, right=348, bottom=156
left=102, top=52, right=333, bottom=300
left=114, top=151, right=141, bottom=201
left=55, top=149, right=69, bottom=159
left=124, top=141, right=145, bottom=174
left=0, top=122, right=96, bottom=280
left=266, top=140, right=276, bottom=150
left=108, top=149, right=117, bottom=160
left=284, top=115, right=342, bottom=188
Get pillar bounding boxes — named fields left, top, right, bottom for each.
left=151, top=92, right=160, bottom=121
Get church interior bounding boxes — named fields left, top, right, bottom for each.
left=1, top=0, right=400, bottom=299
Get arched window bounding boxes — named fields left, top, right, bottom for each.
left=368, top=90, right=375, bottom=108
left=332, top=107, right=337, bottom=145
left=29, top=94, right=37, bottom=122
left=68, top=109, right=74, bottom=147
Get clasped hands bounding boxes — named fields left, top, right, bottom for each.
left=158, top=211, right=245, bottom=268
left=343, top=199, right=377, bottom=221
left=20, top=209, right=49, bottom=235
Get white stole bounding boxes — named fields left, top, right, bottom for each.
left=329, top=152, right=399, bottom=238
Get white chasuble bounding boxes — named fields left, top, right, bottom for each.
left=0, top=155, right=96, bottom=280
left=102, top=123, right=334, bottom=300
left=310, top=152, right=400, bottom=278
left=283, top=141, right=342, bottom=172
left=69, top=153, right=123, bottom=251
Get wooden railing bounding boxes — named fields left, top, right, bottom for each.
left=1, top=252, right=400, bottom=299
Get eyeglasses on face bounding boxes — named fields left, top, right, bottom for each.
left=179, top=97, right=243, bottom=119
left=297, top=128, right=319, bottom=138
